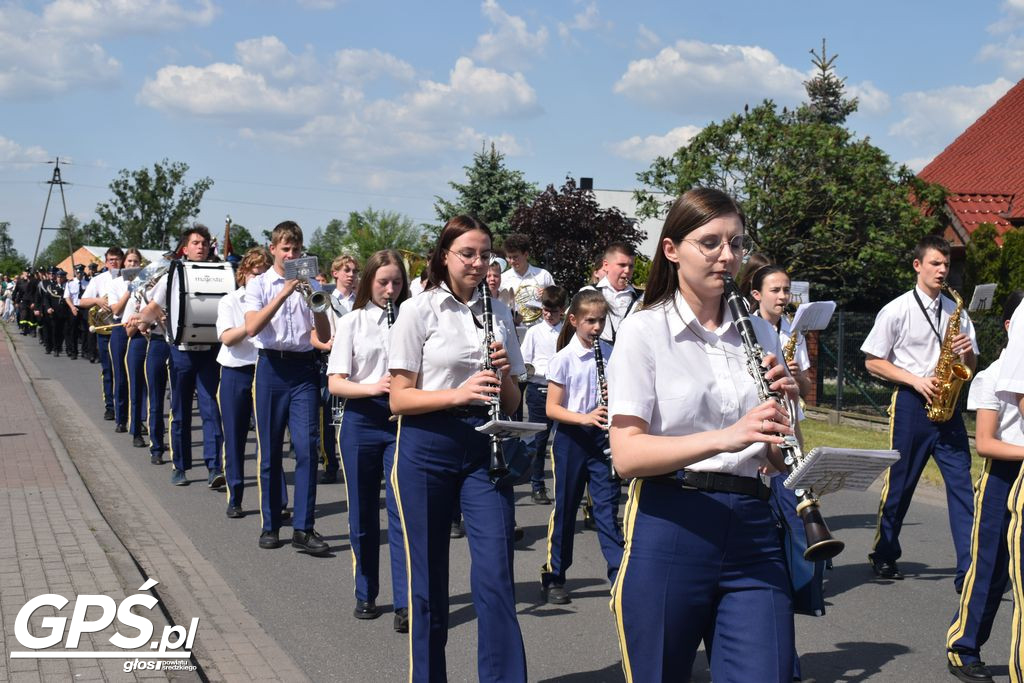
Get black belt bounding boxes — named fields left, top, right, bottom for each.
left=655, top=470, right=770, bottom=501
left=445, top=405, right=491, bottom=419
left=258, top=349, right=318, bottom=362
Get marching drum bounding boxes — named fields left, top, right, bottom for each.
left=167, top=260, right=235, bottom=348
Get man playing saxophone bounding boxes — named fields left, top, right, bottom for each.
left=861, top=235, right=978, bottom=591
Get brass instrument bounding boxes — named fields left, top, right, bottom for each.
left=723, top=274, right=844, bottom=562
left=298, top=283, right=331, bottom=314
left=513, top=282, right=542, bottom=325
left=87, top=305, right=114, bottom=336
left=782, top=302, right=799, bottom=365
left=926, top=285, right=973, bottom=423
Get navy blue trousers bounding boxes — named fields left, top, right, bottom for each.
left=1009, top=468, right=1024, bottom=682
left=946, top=458, right=1021, bottom=666
left=254, top=354, right=318, bottom=533
left=872, top=388, right=974, bottom=588
left=319, top=365, right=339, bottom=475
left=542, top=423, right=623, bottom=587
left=146, top=337, right=170, bottom=460
left=339, top=396, right=406, bottom=608
left=97, top=333, right=113, bottom=412
left=612, top=478, right=794, bottom=682
left=110, top=326, right=129, bottom=425
left=125, top=335, right=148, bottom=438
left=524, top=383, right=552, bottom=491
left=219, top=364, right=255, bottom=508
left=393, top=412, right=526, bottom=683
left=168, top=346, right=223, bottom=473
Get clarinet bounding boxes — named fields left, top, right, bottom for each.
left=385, top=296, right=396, bottom=327
left=722, top=273, right=844, bottom=562
left=591, top=334, right=616, bottom=480
left=479, top=281, right=509, bottom=481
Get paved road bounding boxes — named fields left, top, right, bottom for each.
left=13, top=329, right=1015, bottom=682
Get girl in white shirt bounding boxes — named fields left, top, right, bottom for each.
left=541, top=289, right=623, bottom=605
left=109, top=248, right=142, bottom=432
left=606, top=187, right=799, bottom=682
left=121, top=280, right=149, bottom=448
left=327, top=249, right=410, bottom=630
left=388, top=215, right=527, bottom=683
left=746, top=264, right=812, bottom=397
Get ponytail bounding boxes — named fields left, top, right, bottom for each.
left=557, top=290, right=608, bottom=351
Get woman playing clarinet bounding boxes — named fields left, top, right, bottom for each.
left=606, top=188, right=800, bottom=682
left=389, top=215, right=527, bottom=683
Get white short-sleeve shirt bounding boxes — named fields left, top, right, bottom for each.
left=389, top=284, right=525, bottom=394
left=547, top=334, right=612, bottom=415
left=969, top=354, right=1024, bottom=447
left=754, top=312, right=811, bottom=373
left=861, top=286, right=978, bottom=377
left=216, top=288, right=258, bottom=367
left=63, top=279, right=82, bottom=305
left=520, top=320, right=562, bottom=384
left=327, top=302, right=392, bottom=383
left=82, top=271, right=115, bottom=305
left=107, top=276, right=130, bottom=320
left=997, top=299, right=1024, bottom=398
left=607, top=289, right=785, bottom=477
left=596, top=276, right=640, bottom=344
left=243, top=269, right=320, bottom=352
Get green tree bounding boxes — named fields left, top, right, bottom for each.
left=344, top=207, right=422, bottom=263
left=1003, top=228, right=1024, bottom=294
left=223, top=223, right=259, bottom=257
left=434, top=143, right=538, bottom=238
left=306, top=218, right=348, bottom=266
left=964, top=223, right=1005, bottom=299
left=635, top=53, right=946, bottom=311
left=36, top=214, right=84, bottom=267
left=80, top=219, right=119, bottom=248
left=508, top=177, right=645, bottom=294
left=0, top=221, right=28, bottom=275
left=798, top=39, right=858, bottom=125
left=93, top=159, right=213, bottom=250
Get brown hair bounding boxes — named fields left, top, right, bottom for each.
left=180, top=224, right=212, bottom=247
left=426, top=215, right=492, bottom=296
left=123, top=248, right=144, bottom=266
left=643, top=187, right=745, bottom=309
left=236, top=246, right=272, bottom=287
left=353, top=249, right=410, bottom=310
left=556, top=289, right=608, bottom=351
left=270, top=220, right=303, bottom=247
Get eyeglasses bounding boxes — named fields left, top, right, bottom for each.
left=683, top=234, right=754, bottom=257
left=446, top=249, right=494, bottom=266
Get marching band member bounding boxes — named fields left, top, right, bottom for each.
left=326, top=249, right=409, bottom=629
left=945, top=291, right=1024, bottom=683
left=134, top=227, right=225, bottom=487
left=520, top=285, right=567, bottom=504
left=120, top=259, right=150, bottom=450
left=499, top=233, right=554, bottom=327
left=79, top=247, right=124, bottom=422
left=389, top=215, right=528, bottom=682
left=861, top=235, right=977, bottom=588
left=607, top=187, right=798, bottom=681
left=216, top=247, right=273, bottom=519
left=109, top=248, right=143, bottom=434
left=746, top=264, right=812, bottom=398
left=243, top=221, right=332, bottom=555
left=144, top=277, right=171, bottom=467
left=594, top=242, right=639, bottom=346
left=63, top=265, right=85, bottom=360
left=541, top=289, right=623, bottom=605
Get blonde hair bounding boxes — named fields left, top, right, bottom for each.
left=270, top=220, right=303, bottom=246
left=331, top=254, right=359, bottom=273
left=236, top=246, right=272, bottom=286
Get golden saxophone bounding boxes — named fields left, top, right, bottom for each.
left=926, top=285, right=973, bottom=423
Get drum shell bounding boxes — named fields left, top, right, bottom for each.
left=167, top=261, right=235, bottom=346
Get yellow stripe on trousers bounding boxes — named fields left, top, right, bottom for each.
left=252, top=358, right=265, bottom=530
left=872, top=388, right=900, bottom=553
left=542, top=425, right=559, bottom=578
left=610, top=477, right=643, bottom=683
left=389, top=416, right=414, bottom=683
left=1008, top=465, right=1024, bottom=683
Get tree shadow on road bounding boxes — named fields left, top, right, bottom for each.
left=800, top=640, right=911, bottom=682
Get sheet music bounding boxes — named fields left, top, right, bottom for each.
left=477, top=419, right=546, bottom=439
left=790, top=281, right=810, bottom=303
left=968, top=283, right=997, bottom=313
left=784, top=447, right=900, bottom=494
left=788, top=301, right=837, bottom=334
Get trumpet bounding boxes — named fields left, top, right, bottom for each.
left=297, top=282, right=331, bottom=314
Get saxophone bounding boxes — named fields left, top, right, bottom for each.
left=926, top=285, right=973, bottom=423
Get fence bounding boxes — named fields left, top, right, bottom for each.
left=805, top=310, right=1006, bottom=417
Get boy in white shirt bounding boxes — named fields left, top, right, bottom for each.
left=499, top=233, right=554, bottom=327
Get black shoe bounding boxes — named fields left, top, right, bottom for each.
left=292, top=529, right=329, bottom=555
left=150, top=454, right=164, bottom=465
left=869, top=558, right=904, bottom=580
left=542, top=584, right=571, bottom=605
left=141, top=424, right=148, bottom=436
left=353, top=600, right=381, bottom=620
left=514, top=526, right=524, bottom=543
left=132, top=436, right=146, bottom=448
left=450, top=521, right=465, bottom=539
left=208, top=471, right=226, bottom=489
left=69, top=354, right=77, bottom=360
left=226, top=505, right=244, bottom=519
left=947, top=660, right=994, bottom=683
left=171, top=468, right=188, bottom=486
left=319, top=470, right=338, bottom=484
left=103, top=409, right=114, bottom=421
left=280, top=509, right=291, bottom=522
left=259, top=529, right=281, bottom=549
left=53, top=351, right=60, bottom=357
left=114, top=423, right=126, bottom=433
left=532, top=488, right=551, bottom=505
left=394, top=608, right=409, bottom=633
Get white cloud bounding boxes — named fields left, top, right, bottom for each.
left=614, top=40, right=806, bottom=115
left=636, top=24, right=660, bottom=51
left=847, top=80, right=890, bottom=115
left=42, top=0, right=217, bottom=37
left=609, top=125, right=702, bottom=162
left=902, top=155, right=936, bottom=173
left=295, top=0, right=339, bottom=8
left=558, top=2, right=609, bottom=40
left=401, top=57, right=538, bottom=120
left=471, top=0, right=548, bottom=70
left=333, top=48, right=415, bottom=84
left=888, top=78, right=1014, bottom=147
left=979, top=34, right=1024, bottom=72
left=236, top=36, right=318, bottom=82
left=0, top=135, right=50, bottom=166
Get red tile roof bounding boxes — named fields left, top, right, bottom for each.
left=918, top=78, right=1024, bottom=239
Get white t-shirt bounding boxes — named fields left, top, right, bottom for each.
left=521, top=320, right=562, bottom=384
left=547, top=334, right=612, bottom=415
left=997, top=299, right=1024, bottom=398
left=607, top=290, right=785, bottom=478
left=861, top=286, right=978, bottom=377
left=216, top=288, right=258, bottom=367
left=327, top=302, right=392, bottom=384
left=969, top=354, right=1024, bottom=447
left=499, top=264, right=554, bottom=324
left=389, top=284, right=525, bottom=394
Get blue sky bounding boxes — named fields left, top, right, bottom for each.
left=1, top=0, right=1021, bottom=258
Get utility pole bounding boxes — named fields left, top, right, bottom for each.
left=31, top=157, right=76, bottom=271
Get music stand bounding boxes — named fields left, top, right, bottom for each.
left=968, top=283, right=997, bottom=313
left=789, top=300, right=837, bottom=335
left=784, top=447, right=900, bottom=495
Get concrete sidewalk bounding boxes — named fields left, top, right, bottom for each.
left=0, top=325, right=305, bottom=682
